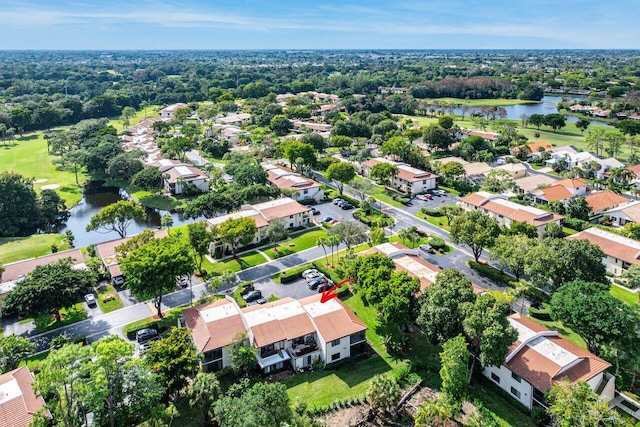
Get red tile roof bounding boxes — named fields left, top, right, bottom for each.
left=554, top=178, right=587, bottom=189
left=584, top=190, right=629, bottom=213
left=0, top=367, right=48, bottom=427
left=567, top=228, right=640, bottom=267
left=1, top=248, right=84, bottom=283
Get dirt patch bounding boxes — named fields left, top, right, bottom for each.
left=41, top=184, right=60, bottom=190
left=315, top=404, right=369, bottom=427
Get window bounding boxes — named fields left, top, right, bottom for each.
left=330, top=339, right=341, bottom=347
left=512, top=372, right=522, bottom=383
left=303, top=189, right=308, bottom=194
left=289, top=215, right=293, bottom=218
left=510, top=387, right=521, bottom=399
left=422, top=180, right=426, bottom=184
left=491, top=373, right=501, bottom=384
left=331, top=353, right=340, bottom=361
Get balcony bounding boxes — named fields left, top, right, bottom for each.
left=291, top=342, right=319, bottom=357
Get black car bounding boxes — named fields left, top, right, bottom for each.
left=317, top=280, right=335, bottom=293
left=341, top=203, right=354, bottom=210
left=242, top=290, right=263, bottom=302
left=311, top=207, right=321, bottom=215
left=308, top=276, right=327, bottom=290
left=136, top=328, right=159, bottom=344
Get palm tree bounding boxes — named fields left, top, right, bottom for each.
left=631, top=187, right=640, bottom=201
left=184, top=372, right=221, bottom=426
left=328, top=235, right=341, bottom=266
left=317, top=237, right=329, bottom=264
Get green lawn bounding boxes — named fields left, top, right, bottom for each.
left=107, top=105, right=159, bottom=131
left=103, top=178, right=184, bottom=211
left=429, top=97, right=534, bottom=107
left=610, top=284, right=639, bottom=306
left=96, top=285, right=124, bottom=313
left=264, top=229, right=327, bottom=259
left=204, top=251, right=268, bottom=276
left=562, top=226, right=578, bottom=236
left=528, top=317, right=587, bottom=349
left=20, top=351, right=50, bottom=372
left=349, top=176, right=403, bottom=208
left=33, top=302, right=87, bottom=333
left=415, top=212, right=451, bottom=231
left=0, top=234, right=71, bottom=265
left=1, top=131, right=87, bottom=206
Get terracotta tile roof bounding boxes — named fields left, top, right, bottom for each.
left=466, top=130, right=500, bottom=141
left=538, top=185, right=574, bottom=202
left=567, top=227, right=640, bottom=267
left=460, top=192, right=563, bottom=226
left=299, top=294, right=367, bottom=343
left=506, top=314, right=611, bottom=392
left=262, top=164, right=321, bottom=191
left=255, top=198, right=310, bottom=220
left=164, top=165, right=208, bottom=184
left=554, top=178, right=587, bottom=188
left=526, top=141, right=552, bottom=153
left=1, top=248, right=84, bottom=283
left=242, top=298, right=317, bottom=347
left=182, top=298, right=247, bottom=352
left=627, top=164, right=640, bottom=176
left=363, top=158, right=438, bottom=183
left=514, top=175, right=558, bottom=193
left=0, top=366, right=48, bottom=427
left=95, top=229, right=168, bottom=260
left=606, top=202, right=640, bottom=223
left=584, top=190, right=629, bottom=213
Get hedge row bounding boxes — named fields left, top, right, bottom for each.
left=562, top=217, right=591, bottom=232
left=421, top=207, right=443, bottom=216
left=467, top=260, right=516, bottom=287
left=529, top=306, right=552, bottom=321
left=314, top=261, right=343, bottom=283
left=279, top=263, right=313, bottom=283
left=428, top=236, right=446, bottom=250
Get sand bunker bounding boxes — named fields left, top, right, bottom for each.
left=41, top=184, right=60, bottom=190
left=34, top=179, right=48, bottom=183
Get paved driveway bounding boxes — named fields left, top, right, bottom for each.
left=403, top=192, right=459, bottom=214
left=251, top=276, right=318, bottom=301
left=310, top=200, right=361, bottom=225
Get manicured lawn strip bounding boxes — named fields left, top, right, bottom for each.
left=562, top=226, right=578, bottom=235
left=20, top=351, right=50, bottom=372
left=528, top=317, right=587, bottom=349
left=610, top=284, right=639, bottom=307
left=34, top=302, right=87, bottom=333
left=349, top=176, right=403, bottom=208
left=206, top=251, right=268, bottom=276
left=1, top=131, right=87, bottom=206
left=437, top=185, right=460, bottom=196
left=102, top=178, right=184, bottom=211
left=96, top=285, right=124, bottom=313
left=430, top=97, right=535, bottom=107
left=122, top=307, right=185, bottom=339
left=0, top=234, right=70, bottom=265
left=265, top=229, right=327, bottom=259
left=415, top=212, right=451, bottom=231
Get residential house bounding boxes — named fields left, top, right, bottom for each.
left=463, top=130, right=501, bottom=143
left=495, top=163, right=527, bottom=179
left=567, top=227, right=640, bottom=276
left=583, top=190, right=629, bottom=216
left=161, top=164, right=210, bottom=195
left=459, top=191, right=564, bottom=237
left=292, top=121, right=332, bottom=133
left=0, top=249, right=85, bottom=313
left=215, top=113, right=252, bottom=126
left=0, top=366, right=49, bottom=427
left=483, top=313, right=614, bottom=410
left=603, top=200, right=640, bottom=226
left=378, top=86, right=410, bottom=94
left=95, top=229, right=168, bottom=284
left=206, top=197, right=311, bottom=255
left=182, top=294, right=367, bottom=374
left=360, top=158, right=438, bottom=194
left=262, top=163, right=324, bottom=202
left=513, top=174, right=559, bottom=194
left=433, top=156, right=493, bottom=186
left=527, top=178, right=590, bottom=205
left=159, top=103, right=188, bottom=120
left=545, top=151, right=624, bottom=178
left=627, top=164, right=640, bottom=186
left=363, top=242, right=485, bottom=294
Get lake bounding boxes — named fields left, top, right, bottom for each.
left=59, top=181, right=199, bottom=247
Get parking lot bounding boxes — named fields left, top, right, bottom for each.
left=310, top=199, right=362, bottom=225
left=402, top=191, right=459, bottom=215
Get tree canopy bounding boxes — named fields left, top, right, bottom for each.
left=86, top=200, right=147, bottom=238
left=449, top=210, right=501, bottom=262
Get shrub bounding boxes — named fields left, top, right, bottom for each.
left=528, top=306, right=551, bottom=321
left=421, top=207, right=442, bottom=216
left=278, top=263, right=313, bottom=283
left=467, top=260, right=516, bottom=286
left=562, top=217, right=591, bottom=232
left=428, top=236, right=446, bottom=250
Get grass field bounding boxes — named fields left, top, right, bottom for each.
left=33, top=302, right=87, bottom=333
left=1, top=132, right=88, bottom=205
left=528, top=317, right=587, bottom=349
left=204, top=251, right=268, bottom=276
left=610, top=284, right=639, bottom=306
left=103, top=178, right=184, bottom=211
left=107, top=105, right=159, bottom=131
left=264, top=228, right=327, bottom=259
left=429, top=97, right=533, bottom=107
left=96, top=285, right=124, bottom=313
left=0, top=234, right=70, bottom=265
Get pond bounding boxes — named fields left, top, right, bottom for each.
left=448, top=96, right=609, bottom=126
left=59, top=181, right=199, bottom=248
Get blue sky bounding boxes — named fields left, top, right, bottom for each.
left=1, top=0, right=638, bottom=50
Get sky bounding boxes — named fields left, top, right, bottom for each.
left=0, top=0, right=639, bottom=50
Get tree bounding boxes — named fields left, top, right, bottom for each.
left=9, top=106, right=32, bottom=136
left=218, top=217, right=257, bottom=257
left=397, top=226, right=420, bottom=249
left=187, top=222, right=214, bottom=274
left=586, top=127, right=607, bottom=156
left=325, top=162, right=356, bottom=195
left=120, top=106, right=136, bottom=128
left=282, top=141, right=316, bottom=172
left=163, top=136, right=196, bottom=161
left=264, top=219, right=288, bottom=252
left=120, top=236, right=194, bottom=317
left=229, top=333, right=257, bottom=377
left=564, top=196, right=591, bottom=220
left=106, top=152, right=144, bottom=181
left=269, top=114, right=292, bottom=135
left=215, top=381, right=293, bottom=427
left=544, top=113, right=566, bottom=131
left=450, top=210, right=501, bottom=262
left=4, top=258, right=96, bottom=322
left=439, top=335, right=469, bottom=408
left=377, top=271, right=421, bottom=329
left=575, top=118, right=590, bottom=135
left=547, top=381, right=623, bottom=427
left=621, top=222, right=640, bottom=240
left=0, top=335, right=36, bottom=373
left=367, top=375, right=400, bottom=416
left=145, top=327, right=198, bottom=398
left=438, top=161, right=466, bottom=180
left=549, top=280, right=638, bottom=354
left=184, top=372, right=221, bottom=426
left=160, top=213, right=173, bottom=229
left=438, top=116, right=454, bottom=130
left=349, top=178, right=375, bottom=202
left=38, top=188, right=70, bottom=232
left=481, top=169, right=516, bottom=193
left=0, top=172, right=41, bottom=236
left=370, top=162, right=399, bottom=187
left=300, top=132, right=327, bottom=151
left=130, top=167, right=163, bottom=190
left=604, top=131, right=625, bottom=158
left=461, top=294, right=518, bottom=384
left=622, top=264, right=640, bottom=289
left=615, top=118, right=640, bottom=137
left=423, top=124, right=453, bottom=151
left=490, top=234, right=537, bottom=281
left=525, top=238, right=607, bottom=292
left=528, top=114, right=545, bottom=130
left=417, top=269, right=475, bottom=344
left=327, top=220, right=368, bottom=249
left=86, top=200, right=146, bottom=238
